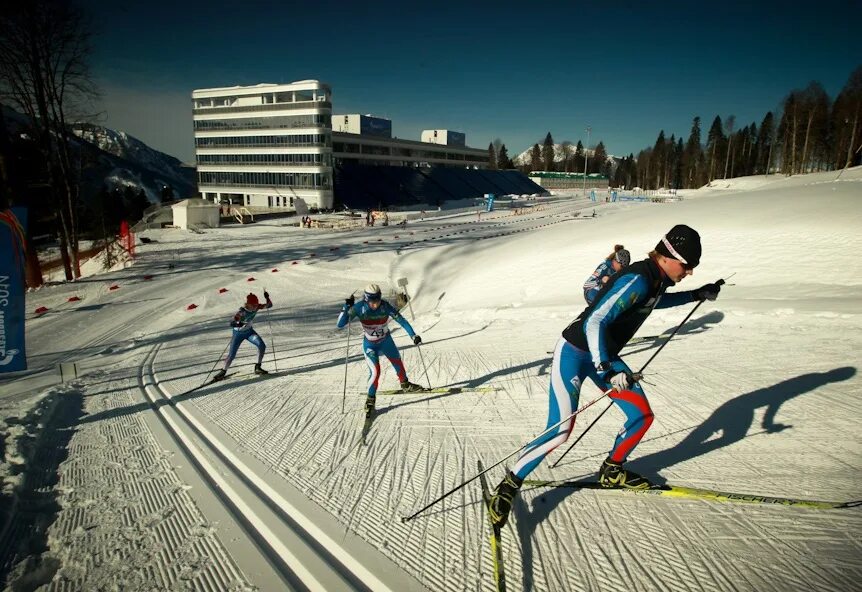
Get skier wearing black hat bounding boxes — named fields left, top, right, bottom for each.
left=583, top=244, right=631, bottom=304
left=213, top=291, right=273, bottom=381
left=488, top=224, right=722, bottom=527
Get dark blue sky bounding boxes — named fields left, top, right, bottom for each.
left=82, top=0, right=860, bottom=163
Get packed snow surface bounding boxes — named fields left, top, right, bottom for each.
left=2, top=168, right=861, bottom=591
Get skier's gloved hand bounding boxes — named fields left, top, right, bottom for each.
left=607, top=371, right=634, bottom=392
left=597, top=360, right=634, bottom=392
left=344, top=295, right=355, bottom=308
left=413, top=335, right=422, bottom=345
left=694, top=281, right=722, bottom=302
left=264, top=291, right=270, bottom=301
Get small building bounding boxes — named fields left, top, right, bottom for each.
left=421, top=129, right=466, bottom=147
left=171, top=198, right=220, bottom=230
left=332, top=114, right=392, bottom=138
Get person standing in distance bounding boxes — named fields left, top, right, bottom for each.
left=488, top=225, right=723, bottom=527
left=337, top=284, right=424, bottom=417
left=213, top=291, right=273, bottom=381
left=583, top=244, right=631, bottom=305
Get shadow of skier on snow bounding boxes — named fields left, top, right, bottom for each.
left=510, top=366, right=856, bottom=591
left=628, top=366, right=856, bottom=482
left=621, top=310, right=724, bottom=357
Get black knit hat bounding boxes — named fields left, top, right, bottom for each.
left=655, top=224, right=701, bottom=267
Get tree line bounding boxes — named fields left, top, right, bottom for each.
left=487, top=133, right=612, bottom=177
left=614, top=67, right=861, bottom=190
left=489, top=65, right=862, bottom=191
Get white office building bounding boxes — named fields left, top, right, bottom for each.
left=192, top=80, right=334, bottom=210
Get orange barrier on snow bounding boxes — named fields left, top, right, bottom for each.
left=218, top=288, right=228, bottom=293
left=34, top=306, right=49, bottom=314
left=68, top=296, right=81, bottom=302
left=247, top=277, right=255, bottom=282
left=109, top=285, right=120, bottom=290
left=187, top=304, right=198, bottom=310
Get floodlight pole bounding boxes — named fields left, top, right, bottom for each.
left=582, top=126, right=591, bottom=197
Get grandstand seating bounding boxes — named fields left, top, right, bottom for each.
left=334, top=164, right=546, bottom=210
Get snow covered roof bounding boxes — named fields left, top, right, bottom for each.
left=170, top=198, right=218, bottom=209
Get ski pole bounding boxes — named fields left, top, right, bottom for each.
left=400, top=389, right=611, bottom=523
left=550, top=280, right=724, bottom=468
left=342, top=318, right=351, bottom=415
left=636, top=280, right=723, bottom=373
left=549, top=400, right=613, bottom=468
left=265, top=286, right=278, bottom=372
left=415, top=341, right=433, bottom=390
left=202, top=340, right=231, bottom=386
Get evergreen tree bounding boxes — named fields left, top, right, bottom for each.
left=592, top=141, right=609, bottom=176
left=487, top=142, right=497, bottom=169
left=574, top=141, right=584, bottom=175
left=497, top=144, right=512, bottom=169
left=542, top=132, right=555, bottom=171
left=530, top=143, right=542, bottom=171
left=706, top=116, right=724, bottom=182
left=683, top=116, right=703, bottom=188
left=652, top=131, right=667, bottom=188
left=756, top=112, right=775, bottom=174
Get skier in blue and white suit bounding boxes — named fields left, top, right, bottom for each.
left=488, top=225, right=723, bottom=528
left=583, top=245, right=631, bottom=304
left=213, top=291, right=272, bottom=381
left=337, top=283, right=424, bottom=416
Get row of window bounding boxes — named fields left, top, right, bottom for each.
left=195, top=134, right=331, bottom=148
left=196, top=153, right=332, bottom=166
left=198, top=171, right=332, bottom=189
left=193, top=114, right=331, bottom=131
left=331, top=142, right=479, bottom=161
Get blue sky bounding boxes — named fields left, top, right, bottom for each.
left=82, top=0, right=860, bottom=164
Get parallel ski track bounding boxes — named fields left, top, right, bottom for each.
left=139, top=342, right=405, bottom=592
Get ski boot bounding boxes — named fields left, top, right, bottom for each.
left=488, top=470, right=523, bottom=528
left=364, top=396, right=376, bottom=418
left=400, top=381, right=425, bottom=393
left=254, top=364, right=269, bottom=376
left=599, top=458, right=652, bottom=489
left=212, top=369, right=227, bottom=382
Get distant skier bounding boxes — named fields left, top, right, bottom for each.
left=583, top=244, right=631, bottom=304
left=337, top=284, right=424, bottom=417
left=488, top=225, right=723, bottom=527
left=213, top=292, right=273, bottom=381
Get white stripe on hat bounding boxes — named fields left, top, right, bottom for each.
left=661, top=236, right=688, bottom=264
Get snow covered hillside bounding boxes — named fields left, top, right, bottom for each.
left=2, top=168, right=861, bottom=591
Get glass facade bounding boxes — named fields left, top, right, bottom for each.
left=194, top=134, right=330, bottom=148
left=197, top=153, right=331, bottom=166
left=193, top=113, right=331, bottom=131
left=198, top=171, right=332, bottom=189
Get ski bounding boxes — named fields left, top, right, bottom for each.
left=478, top=460, right=506, bottom=592
left=360, top=408, right=376, bottom=445
left=522, top=479, right=857, bottom=510
left=375, top=386, right=498, bottom=396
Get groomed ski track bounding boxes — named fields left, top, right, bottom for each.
left=6, top=178, right=862, bottom=591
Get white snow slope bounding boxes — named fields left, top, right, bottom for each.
left=2, top=168, right=861, bottom=591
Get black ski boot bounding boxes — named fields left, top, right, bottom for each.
left=599, top=458, right=652, bottom=489
left=254, top=364, right=269, bottom=376
left=364, top=396, right=376, bottom=418
left=488, top=471, right=523, bottom=528
left=400, top=381, right=425, bottom=393
left=212, top=369, right=227, bottom=382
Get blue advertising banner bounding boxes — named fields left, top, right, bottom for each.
left=0, top=207, right=27, bottom=372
